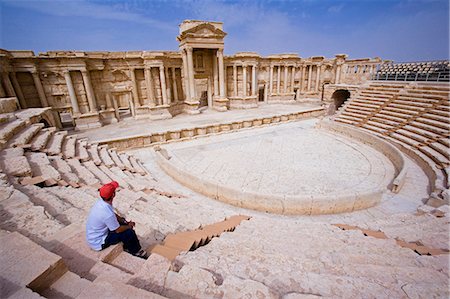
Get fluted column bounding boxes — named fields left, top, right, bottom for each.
left=251, top=64, right=256, bottom=96
left=290, top=66, right=295, bottom=93
left=269, top=65, right=273, bottom=95
left=276, top=65, right=281, bottom=94
left=130, top=68, right=140, bottom=108
left=31, top=71, right=49, bottom=107
left=186, top=47, right=196, bottom=100
left=145, top=67, right=156, bottom=106
left=242, top=64, right=247, bottom=97
left=172, top=67, right=179, bottom=102
left=217, top=49, right=225, bottom=98
left=181, top=51, right=191, bottom=102
left=315, top=64, right=321, bottom=92
left=10, top=72, right=26, bottom=109
left=165, top=67, right=172, bottom=103
left=307, top=65, right=312, bottom=91
left=64, top=70, right=80, bottom=114
left=159, top=66, right=168, bottom=106
left=233, top=65, right=237, bottom=97
left=213, top=55, right=218, bottom=97
left=283, top=65, right=288, bottom=93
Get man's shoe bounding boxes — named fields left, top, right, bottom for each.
left=133, top=249, right=149, bottom=260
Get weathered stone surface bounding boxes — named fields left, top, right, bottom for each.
left=128, top=253, right=171, bottom=294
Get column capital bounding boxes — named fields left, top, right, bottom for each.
left=186, top=47, right=193, bottom=54
left=217, top=48, right=223, bottom=55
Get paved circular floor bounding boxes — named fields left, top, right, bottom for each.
left=162, top=120, right=395, bottom=200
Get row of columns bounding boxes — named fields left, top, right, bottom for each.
left=269, top=65, right=297, bottom=95
left=1, top=70, right=48, bottom=109
left=231, top=64, right=257, bottom=97
left=63, top=69, right=97, bottom=115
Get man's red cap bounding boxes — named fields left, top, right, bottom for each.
left=99, top=181, right=119, bottom=200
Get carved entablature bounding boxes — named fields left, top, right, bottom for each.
left=178, top=20, right=227, bottom=50
left=177, top=23, right=227, bottom=41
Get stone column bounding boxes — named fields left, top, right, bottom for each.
left=307, top=65, right=312, bottom=91
left=172, top=67, right=179, bottom=102
left=159, top=66, right=168, bottom=106
left=145, top=67, right=156, bottom=106
left=186, top=47, right=196, bottom=100
left=301, top=65, right=306, bottom=91
left=0, top=79, right=6, bottom=98
left=290, top=66, right=295, bottom=93
left=276, top=65, right=281, bottom=94
left=31, top=71, right=49, bottom=107
left=251, top=64, right=256, bottom=96
left=315, top=64, right=321, bottom=92
left=81, top=69, right=97, bottom=112
left=64, top=70, right=80, bottom=114
left=233, top=65, right=237, bottom=97
left=181, top=51, right=191, bottom=102
left=242, top=65, right=247, bottom=97
left=130, top=68, right=140, bottom=108
left=217, top=49, right=225, bottom=98
left=2, top=72, right=16, bottom=98
left=269, top=65, right=273, bottom=95
left=213, top=54, right=219, bottom=97
left=165, top=67, right=172, bottom=103
left=10, top=72, right=26, bottom=108
left=335, top=65, right=341, bottom=84
left=283, top=65, right=288, bottom=93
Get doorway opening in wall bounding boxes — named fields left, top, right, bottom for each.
left=294, top=88, right=298, bottom=100
left=258, top=88, right=264, bottom=102
left=332, top=89, right=351, bottom=110
left=199, top=91, right=208, bottom=108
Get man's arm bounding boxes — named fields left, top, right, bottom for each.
left=115, top=213, right=127, bottom=225
left=115, top=223, right=134, bottom=233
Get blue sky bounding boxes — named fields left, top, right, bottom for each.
left=1, top=0, right=449, bottom=62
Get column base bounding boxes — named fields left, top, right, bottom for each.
left=183, top=100, right=201, bottom=114
left=228, top=96, right=258, bottom=109
left=213, top=97, right=229, bottom=112
left=74, top=112, right=102, bottom=130
left=99, top=108, right=118, bottom=125
left=147, top=105, right=173, bottom=120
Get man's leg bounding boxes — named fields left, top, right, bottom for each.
left=103, top=228, right=142, bottom=254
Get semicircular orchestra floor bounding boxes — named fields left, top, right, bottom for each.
left=160, top=119, right=395, bottom=202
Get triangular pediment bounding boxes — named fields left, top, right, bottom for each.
left=178, top=23, right=227, bottom=41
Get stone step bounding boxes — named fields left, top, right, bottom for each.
left=99, top=145, right=115, bottom=167
left=127, top=253, right=171, bottom=295
left=107, top=251, right=145, bottom=275
left=0, top=188, right=65, bottom=241
left=45, top=131, right=68, bottom=156
left=0, top=119, right=26, bottom=145
left=76, top=139, right=90, bottom=162
left=418, top=146, right=449, bottom=167
left=429, top=142, right=450, bottom=160
left=108, top=149, right=126, bottom=170
left=83, top=161, right=112, bottom=184
left=48, top=156, right=80, bottom=185
left=66, top=158, right=100, bottom=186
left=0, top=147, right=32, bottom=177
left=422, top=112, right=450, bottom=124
left=50, top=231, right=123, bottom=280
left=108, top=167, right=146, bottom=191
left=62, top=135, right=77, bottom=159
left=7, top=123, right=44, bottom=148
left=26, top=152, right=61, bottom=182
left=30, top=127, right=56, bottom=152
left=46, top=186, right=97, bottom=212
left=119, top=153, right=134, bottom=172
left=98, top=164, right=130, bottom=189
left=87, top=144, right=102, bottom=166
left=76, top=279, right=166, bottom=299
left=41, top=271, right=92, bottom=299
left=129, top=155, right=148, bottom=175
left=0, top=231, right=68, bottom=296
left=17, top=184, right=75, bottom=226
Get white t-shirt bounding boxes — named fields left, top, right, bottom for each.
left=86, top=199, right=120, bottom=251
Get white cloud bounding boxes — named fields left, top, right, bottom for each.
left=328, top=4, right=344, bottom=13
left=1, top=0, right=173, bottom=31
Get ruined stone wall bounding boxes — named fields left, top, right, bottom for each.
left=0, top=49, right=382, bottom=129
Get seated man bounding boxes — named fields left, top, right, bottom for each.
left=86, top=181, right=148, bottom=259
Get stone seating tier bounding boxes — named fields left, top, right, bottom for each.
left=335, top=81, right=449, bottom=197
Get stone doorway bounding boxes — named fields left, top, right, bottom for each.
left=332, top=89, right=351, bottom=110
left=258, top=87, right=264, bottom=102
